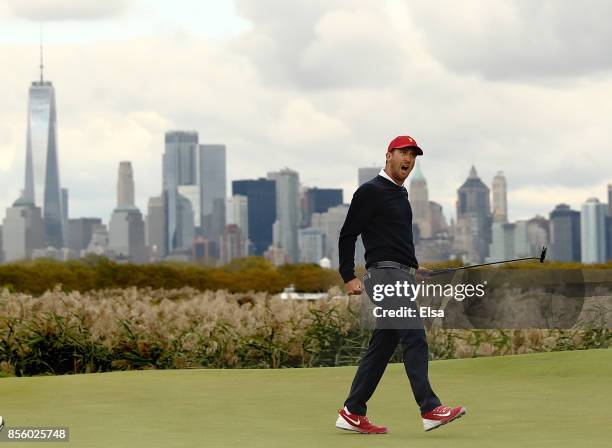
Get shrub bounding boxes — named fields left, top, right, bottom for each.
left=0, top=257, right=343, bottom=295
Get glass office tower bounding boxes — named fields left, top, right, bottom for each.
left=163, top=131, right=198, bottom=254
left=26, top=77, right=64, bottom=248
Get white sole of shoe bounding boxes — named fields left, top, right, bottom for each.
left=335, top=415, right=387, bottom=434
left=336, top=415, right=361, bottom=432
left=423, top=407, right=466, bottom=432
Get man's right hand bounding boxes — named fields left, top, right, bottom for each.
left=345, top=277, right=364, bottom=295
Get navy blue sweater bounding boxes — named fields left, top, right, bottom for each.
left=338, top=175, right=418, bottom=283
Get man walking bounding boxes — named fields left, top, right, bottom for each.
left=335, top=136, right=465, bottom=434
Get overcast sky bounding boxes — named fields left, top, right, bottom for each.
left=1, top=0, right=611, bottom=224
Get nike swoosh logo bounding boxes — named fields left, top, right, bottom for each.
left=432, top=411, right=451, bottom=417
left=343, top=415, right=361, bottom=426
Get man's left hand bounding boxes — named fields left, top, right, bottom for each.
left=416, top=267, right=431, bottom=282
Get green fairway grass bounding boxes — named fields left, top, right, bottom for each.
left=0, top=349, right=610, bottom=447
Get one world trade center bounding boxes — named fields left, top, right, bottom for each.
left=23, top=48, right=64, bottom=248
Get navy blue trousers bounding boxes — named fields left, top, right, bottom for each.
left=344, top=328, right=441, bottom=416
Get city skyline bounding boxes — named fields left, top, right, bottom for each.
left=1, top=1, right=612, bottom=224
left=2, top=61, right=611, bottom=235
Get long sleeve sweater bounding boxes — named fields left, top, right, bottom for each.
left=338, top=174, right=418, bottom=283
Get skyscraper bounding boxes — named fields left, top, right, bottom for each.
left=166, top=192, right=194, bottom=255
left=146, top=196, right=166, bottom=260
left=492, top=171, right=508, bottom=223
left=513, top=220, right=530, bottom=258
left=268, top=168, right=301, bottom=263
left=117, top=161, right=135, bottom=208
left=1, top=197, right=45, bottom=262
left=109, top=162, right=146, bottom=263
left=164, top=132, right=198, bottom=186
left=454, top=166, right=492, bottom=263
left=580, top=197, right=606, bottom=263
left=67, top=218, right=103, bottom=254
left=606, top=216, right=612, bottom=261
left=407, top=163, right=450, bottom=263
left=163, top=131, right=198, bottom=254
left=199, top=144, right=227, bottom=246
left=549, top=204, right=581, bottom=262
left=25, top=52, right=64, bottom=247
left=83, top=225, right=111, bottom=258
left=487, top=222, right=516, bottom=261
left=299, top=227, right=325, bottom=264
left=226, top=195, right=249, bottom=254
left=409, top=162, right=431, bottom=238
left=301, top=187, right=343, bottom=228
left=178, top=185, right=201, bottom=227
left=61, top=187, right=69, bottom=246
left=220, top=224, right=246, bottom=264
left=232, top=179, right=276, bottom=256
left=311, top=204, right=349, bottom=269
left=525, top=216, right=549, bottom=256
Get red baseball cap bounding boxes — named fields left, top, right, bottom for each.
left=387, top=135, right=423, bottom=155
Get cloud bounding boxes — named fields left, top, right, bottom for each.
left=407, top=0, right=612, bottom=81
left=266, top=98, right=350, bottom=145
left=6, top=0, right=130, bottom=21
left=231, top=0, right=329, bottom=86
left=236, top=0, right=600, bottom=90
left=233, top=0, right=408, bottom=89
left=298, top=7, right=405, bottom=88
left=2, top=0, right=612, bottom=226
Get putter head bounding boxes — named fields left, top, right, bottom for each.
left=539, top=246, right=547, bottom=263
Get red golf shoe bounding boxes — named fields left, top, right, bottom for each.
left=335, top=407, right=388, bottom=434
left=422, top=405, right=466, bottom=431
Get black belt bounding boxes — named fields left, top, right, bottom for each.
left=369, top=261, right=418, bottom=276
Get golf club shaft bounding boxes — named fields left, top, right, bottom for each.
left=428, top=256, right=539, bottom=277
left=427, top=245, right=547, bottom=277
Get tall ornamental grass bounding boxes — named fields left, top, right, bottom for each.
left=0, top=287, right=609, bottom=377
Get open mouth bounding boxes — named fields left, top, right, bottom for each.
left=400, top=164, right=410, bottom=172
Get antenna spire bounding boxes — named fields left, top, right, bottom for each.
left=39, top=25, right=44, bottom=83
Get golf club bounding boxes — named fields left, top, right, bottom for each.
left=426, top=246, right=547, bottom=277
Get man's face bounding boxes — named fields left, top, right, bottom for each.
left=386, top=148, right=418, bottom=184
